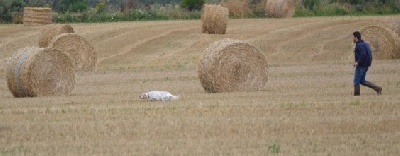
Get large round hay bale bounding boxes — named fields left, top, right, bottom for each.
left=23, top=7, right=52, bottom=26
left=201, top=4, right=229, bottom=34
left=48, top=33, right=97, bottom=72
left=373, top=17, right=400, bottom=37
left=39, top=24, right=75, bottom=48
left=6, top=47, right=75, bottom=97
left=198, top=38, right=268, bottom=93
left=360, top=25, right=400, bottom=60
left=265, top=0, right=295, bottom=18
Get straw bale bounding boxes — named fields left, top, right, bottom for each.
left=220, top=0, right=250, bottom=18
left=6, top=47, right=75, bottom=97
left=202, top=4, right=229, bottom=34
left=198, top=38, right=268, bottom=93
left=48, top=33, right=97, bottom=72
left=360, top=25, right=400, bottom=60
left=373, top=17, right=400, bottom=37
left=39, top=24, right=75, bottom=48
left=23, top=7, right=52, bottom=26
left=265, top=0, right=295, bottom=18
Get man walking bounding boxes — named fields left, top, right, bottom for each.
left=352, top=31, right=382, bottom=96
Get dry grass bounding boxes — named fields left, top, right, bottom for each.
left=1, top=16, right=400, bottom=155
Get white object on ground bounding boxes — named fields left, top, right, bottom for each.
left=139, top=91, right=179, bottom=101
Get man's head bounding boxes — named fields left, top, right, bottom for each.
left=353, top=31, right=361, bottom=43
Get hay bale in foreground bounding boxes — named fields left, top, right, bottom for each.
left=360, top=25, right=400, bottom=60
left=202, top=4, right=229, bottom=34
left=6, top=47, right=75, bottom=97
left=39, top=24, right=75, bottom=48
left=265, top=0, right=295, bottom=18
left=23, top=7, right=52, bottom=26
left=48, top=33, right=97, bottom=72
left=198, top=38, right=268, bottom=93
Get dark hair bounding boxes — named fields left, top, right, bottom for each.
left=353, top=31, right=361, bottom=40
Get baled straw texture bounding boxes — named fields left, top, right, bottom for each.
left=202, top=4, right=229, bottom=34
left=23, top=7, right=52, bottom=26
left=39, top=24, right=75, bottom=48
left=373, top=17, right=400, bottom=37
left=6, top=47, right=75, bottom=97
left=360, top=25, right=400, bottom=60
left=220, top=0, right=250, bottom=18
left=48, top=33, right=97, bottom=72
left=265, top=0, right=295, bottom=18
left=198, top=38, right=268, bottom=93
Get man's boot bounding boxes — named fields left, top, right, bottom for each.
left=354, top=85, right=360, bottom=96
left=363, top=81, right=382, bottom=95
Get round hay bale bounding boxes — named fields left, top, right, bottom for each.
left=202, top=4, right=229, bottom=34
left=220, top=0, right=250, bottom=18
left=39, top=24, right=75, bottom=48
left=6, top=47, right=75, bottom=97
left=265, top=0, right=295, bottom=18
left=23, top=7, right=52, bottom=26
left=198, top=38, right=268, bottom=93
left=48, top=33, right=97, bottom=72
left=373, top=17, right=400, bottom=37
left=360, top=25, right=400, bottom=60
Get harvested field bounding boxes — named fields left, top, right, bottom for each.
left=1, top=16, right=400, bottom=155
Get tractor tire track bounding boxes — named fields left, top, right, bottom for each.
left=97, top=26, right=199, bottom=64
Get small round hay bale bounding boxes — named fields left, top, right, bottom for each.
left=265, top=0, right=295, bottom=18
left=39, top=24, right=75, bottom=48
left=202, top=4, right=229, bottom=34
left=48, top=33, right=97, bottom=72
left=6, top=47, right=75, bottom=97
left=23, top=7, right=52, bottom=26
left=360, top=25, right=400, bottom=60
left=198, top=38, right=268, bottom=93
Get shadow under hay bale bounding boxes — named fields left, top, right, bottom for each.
left=39, top=24, right=75, bottom=48
left=265, top=0, right=295, bottom=18
left=198, top=38, right=268, bottom=93
left=202, top=4, right=229, bottom=34
left=48, top=33, right=97, bottom=72
left=23, top=7, right=52, bottom=26
left=361, top=25, right=400, bottom=60
left=6, top=47, right=75, bottom=97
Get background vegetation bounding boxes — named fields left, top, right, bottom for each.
left=0, top=0, right=399, bottom=23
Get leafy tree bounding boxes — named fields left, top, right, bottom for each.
left=60, top=0, right=88, bottom=13
left=181, top=0, right=204, bottom=11
left=0, top=0, right=25, bottom=23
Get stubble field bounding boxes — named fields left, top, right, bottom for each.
left=1, top=16, right=400, bottom=155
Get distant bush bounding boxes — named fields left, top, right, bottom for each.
left=53, top=9, right=201, bottom=23
left=0, top=0, right=25, bottom=23
left=181, top=0, right=205, bottom=11
left=60, top=0, right=88, bottom=13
